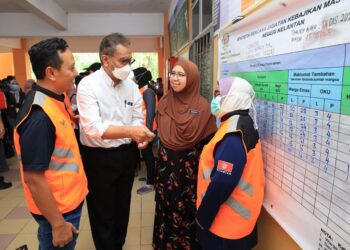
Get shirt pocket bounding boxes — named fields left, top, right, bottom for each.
left=122, top=104, right=134, bottom=124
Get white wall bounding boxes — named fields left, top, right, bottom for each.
left=26, top=36, right=159, bottom=53
left=0, top=13, right=164, bottom=37
left=0, top=38, right=21, bottom=52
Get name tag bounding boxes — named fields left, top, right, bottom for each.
left=189, top=109, right=200, bottom=115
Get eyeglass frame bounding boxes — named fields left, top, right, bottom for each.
left=108, top=55, right=135, bottom=67
left=119, top=58, right=135, bottom=66
left=168, top=71, right=186, bottom=79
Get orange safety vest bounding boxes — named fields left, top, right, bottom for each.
left=197, top=115, right=265, bottom=239
left=140, top=86, right=158, bottom=131
left=63, top=92, right=75, bottom=126
left=14, top=91, right=88, bottom=215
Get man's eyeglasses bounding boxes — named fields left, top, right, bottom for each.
left=119, top=58, right=136, bottom=66
left=169, top=71, right=186, bottom=79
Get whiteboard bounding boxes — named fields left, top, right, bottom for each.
left=217, top=0, right=350, bottom=249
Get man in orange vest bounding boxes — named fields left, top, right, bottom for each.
left=133, top=67, right=158, bottom=194
left=197, top=77, right=265, bottom=250
left=13, top=38, right=88, bottom=249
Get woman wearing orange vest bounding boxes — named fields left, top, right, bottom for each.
left=196, top=77, right=265, bottom=250
left=14, top=38, right=88, bottom=249
left=133, top=67, right=158, bottom=194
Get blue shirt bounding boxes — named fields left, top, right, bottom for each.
left=17, top=106, right=55, bottom=171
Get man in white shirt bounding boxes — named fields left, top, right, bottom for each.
left=77, top=33, right=154, bottom=250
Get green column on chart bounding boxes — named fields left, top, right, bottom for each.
left=341, top=67, right=350, bottom=115
left=234, top=71, right=288, bottom=103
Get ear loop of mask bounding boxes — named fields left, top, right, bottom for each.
left=134, top=70, right=148, bottom=82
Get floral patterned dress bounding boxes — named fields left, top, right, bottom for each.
left=153, top=137, right=211, bottom=250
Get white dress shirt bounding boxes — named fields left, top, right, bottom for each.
left=77, top=68, right=144, bottom=148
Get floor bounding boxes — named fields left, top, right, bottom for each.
left=0, top=156, right=155, bottom=250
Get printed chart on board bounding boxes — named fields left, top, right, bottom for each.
left=218, top=1, right=350, bottom=249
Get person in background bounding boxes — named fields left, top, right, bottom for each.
left=77, top=33, right=154, bottom=250
left=133, top=67, right=158, bottom=195
left=84, top=62, right=101, bottom=75
left=196, top=77, right=265, bottom=250
left=67, top=74, right=85, bottom=147
left=0, top=77, right=25, bottom=159
left=211, top=89, right=222, bottom=128
left=0, top=110, right=12, bottom=190
left=24, top=79, right=36, bottom=95
left=14, top=37, right=88, bottom=249
left=155, top=77, right=163, bottom=100
left=2, top=76, right=24, bottom=127
left=153, top=59, right=217, bottom=249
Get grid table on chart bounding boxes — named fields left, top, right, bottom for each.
left=253, top=85, right=350, bottom=243
left=232, top=43, right=350, bottom=243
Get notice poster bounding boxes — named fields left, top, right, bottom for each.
left=216, top=0, right=241, bottom=32
left=218, top=0, right=350, bottom=249
left=213, top=0, right=268, bottom=32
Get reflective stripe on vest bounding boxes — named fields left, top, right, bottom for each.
left=201, top=176, right=253, bottom=221
left=202, top=168, right=253, bottom=196
left=34, top=91, right=45, bottom=105
left=49, top=161, right=78, bottom=172
left=52, top=147, right=75, bottom=159
left=17, top=153, right=78, bottom=172
left=226, top=196, right=251, bottom=220
left=227, top=115, right=239, bottom=131
left=202, top=168, right=212, bottom=179
left=200, top=192, right=251, bottom=220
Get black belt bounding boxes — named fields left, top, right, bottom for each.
left=82, top=142, right=135, bottom=152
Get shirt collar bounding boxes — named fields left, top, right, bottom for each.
left=34, top=84, right=65, bottom=102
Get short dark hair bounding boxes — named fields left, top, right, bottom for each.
left=99, top=33, right=130, bottom=60
left=84, top=62, right=101, bottom=72
left=28, top=37, right=69, bottom=80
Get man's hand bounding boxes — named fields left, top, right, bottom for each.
left=129, top=126, right=155, bottom=144
left=52, top=221, right=78, bottom=248
left=23, top=171, right=78, bottom=248
left=137, top=141, right=149, bottom=149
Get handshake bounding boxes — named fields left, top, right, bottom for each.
left=130, top=126, right=155, bottom=149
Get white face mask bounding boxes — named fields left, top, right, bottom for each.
left=112, top=64, right=132, bottom=80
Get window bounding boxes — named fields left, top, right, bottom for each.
left=72, top=52, right=158, bottom=79
left=202, top=0, right=213, bottom=30
left=192, top=1, right=200, bottom=39
left=132, top=53, right=159, bottom=79
left=191, top=0, right=213, bottom=39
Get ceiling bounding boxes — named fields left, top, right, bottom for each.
left=0, top=0, right=172, bottom=13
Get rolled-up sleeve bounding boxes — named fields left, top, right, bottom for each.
left=77, top=82, right=117, bottom=139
